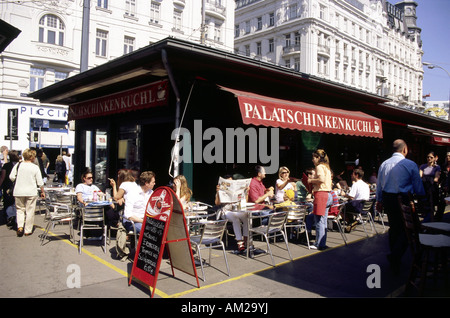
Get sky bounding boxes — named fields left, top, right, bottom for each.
left=415, top=0, right=450, bottom=101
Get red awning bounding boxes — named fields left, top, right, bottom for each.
left=221, top=86, right=383, bottom=138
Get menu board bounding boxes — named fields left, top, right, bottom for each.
left=136, top=216, right=166, bottom=276
left=129, top=186, right=199, bottom=298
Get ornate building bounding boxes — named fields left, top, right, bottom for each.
left=0, top=0, right=235, bottom=161
left=234, top=0, right=424, bottom=110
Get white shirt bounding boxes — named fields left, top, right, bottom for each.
left=9, top=161, right=44, bottom=196
left=120, top=181, right=152, bottom=221
left=348, top=179, right=370, bottom=201
left=75, top=183, right=101, bottom=201
left=275, top=179, right=295, bottom=202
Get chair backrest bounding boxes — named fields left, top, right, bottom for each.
left=199, top=220, right=228, bottom=242
left=82, top=206, right=105, bottom=225
left=329, top=203, right=345, bottom=218
left=286, top=206, right=307, bottom=222
left=361, top=200, right=374, bottom=214
left=267, top=211, right=288, bottom=230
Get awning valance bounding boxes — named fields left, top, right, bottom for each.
left=68, top=80, right=168, bottom=121
left=221, top=86, right=383, bottom=138
left=408, top=124, right=450, bottom=145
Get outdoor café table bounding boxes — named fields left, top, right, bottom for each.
left=421, top=222, right=450, bottom=235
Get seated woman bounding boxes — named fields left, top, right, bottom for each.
left=75, top=170, right=119, bottom=227
left=110, top=170, right=156, bottom=234
left=171, top=174, right=192, bottom=210
left=215, top=175, right=249, bottom=252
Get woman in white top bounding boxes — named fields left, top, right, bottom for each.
left=10, top=148, right=45, bottom=237
left=110, top=170, right=156, bottom=233
left=275, top=166, right=297, bottom=203
left=76, top=170, right=119, bottom=227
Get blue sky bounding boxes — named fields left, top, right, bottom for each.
left=415, top=0, right=450, bottom=101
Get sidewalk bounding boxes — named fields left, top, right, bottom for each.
left=0, top=204, right=448, bottom=300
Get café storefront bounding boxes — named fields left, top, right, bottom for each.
left=30, top=38, right=450, bottom=203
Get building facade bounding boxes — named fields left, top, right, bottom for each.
left=234, top=0, right=424, bottom=110
left=0, top=0, right=235, bottom=166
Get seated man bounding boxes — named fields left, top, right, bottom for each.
left=248, top=165, right=274, bottom=225
left=343, top=168, right=370, bottom=232
left=113, top=171, right=156, bottom=234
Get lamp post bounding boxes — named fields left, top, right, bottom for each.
left=423, top=62, right=450, bottom=120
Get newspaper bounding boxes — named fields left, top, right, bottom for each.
left=217, top=177, right=251, bottom=203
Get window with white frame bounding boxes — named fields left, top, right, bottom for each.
left=257, top=17, right=262, bottom=30
left=125, top=0, right=136, bottom=17
left=55, top=71, right=68, bottom=83
left=96, top=29, right=108, bottom=57
left=256, top=42, right=261, bottom=55
left=214, top=23, right=222, bottom=42
left=173, top=9, right=182, bottom=31
left=97, top=0, right=108, bottom=9
left=124, top=36, right=135, bottom=54
left=269, top=12, right=274, bottom=26
left=39, top=14, right=65, bottom=46
left=30, top=67, right=45, bottom=92
left=235, top=25, right=240, bottom=38
left=150, top=2, right=161, bottom=24
left=268, top=38, right=274, bottom=52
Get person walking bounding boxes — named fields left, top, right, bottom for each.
left=376, top=139, right=425, bottom=274
left=9, top=148, right=45, bottom=237
left=307, top=149, right=333, bottom=250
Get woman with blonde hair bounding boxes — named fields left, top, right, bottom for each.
left=172, top=174, right=192, bottom=209
left=10, top=148, right=45, bottom=237
left=275, top=166, right=297, bottom=203
left=307, top=149, right=333, bottom=250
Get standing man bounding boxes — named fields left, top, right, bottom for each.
left=376, top=139, right=425, bottom=274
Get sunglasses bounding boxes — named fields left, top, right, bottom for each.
left=86, top=176, right=93, bottom=180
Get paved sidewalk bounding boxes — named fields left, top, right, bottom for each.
left=0, top=207, right=448, bottom=301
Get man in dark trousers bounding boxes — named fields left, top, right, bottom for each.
left=376, top=139, right=425, bottom=274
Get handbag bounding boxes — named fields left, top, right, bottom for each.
left=7, top=162, right=21, bottom=195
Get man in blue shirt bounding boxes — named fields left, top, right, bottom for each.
left=376, top=139, right=425, bottom=274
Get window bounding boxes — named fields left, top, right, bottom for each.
left=294, top=58, right=300, bottom=71
left=150, top=2, right=160, bottom=24
left=173, top=10, right=182, bottom=31
left=38, top=14, right=65, bottom=46
left=97, top=0, right=108, bottom=9
left=256, top=42, right=261, bottom=55
left=96, top=29, right=108, bottom=57
left=284, top=34, right=291, bottom=47
left=245, top=21, right=250, bottom=34
left=268, top=38, right=274, bottom=52
left=269, top=13, right=274, bottom=26
left=30, top=67, right=45, bottom=92
left=214, top=24, right=222, bottom=42
left=245, top=45, right=250, bottom=56
left=125, top=0, right=136, bottom=17
left=55, top=71, right=68, bottom=83
left=235, top=25, right=240, bottom=38
left=288, top=4, right=297, bottom=20
left=257, top=17, right=262, bottom=30
left=124, top=36, right=135, bottom=54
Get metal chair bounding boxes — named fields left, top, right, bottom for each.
left=189, top=219, right=230, bottom=281
left=40, top=199, right=76, bottom=245
left=280, top=205, right=309, bottom=245
left=248, top=211, right=292, bottom=266
left=399, top=195, right=450, bottom=296
left=346, top=199, right=377, bottom=236
left=327, top=202, right=347, bottom=245
left=79, top=206, right=107, bottom=254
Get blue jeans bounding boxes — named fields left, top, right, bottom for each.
left=306, top=192, right=333, bottom=248
left=5, top=204, right=16, bottom=219
left=123, top=220, right=142, bottom=234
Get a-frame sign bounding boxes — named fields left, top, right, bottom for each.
left=129, top=186, right=199, bottom=297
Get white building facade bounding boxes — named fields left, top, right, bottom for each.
left=234, top=0, right=424, bottom=110
left=0, top=0, right=235, bottom=163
